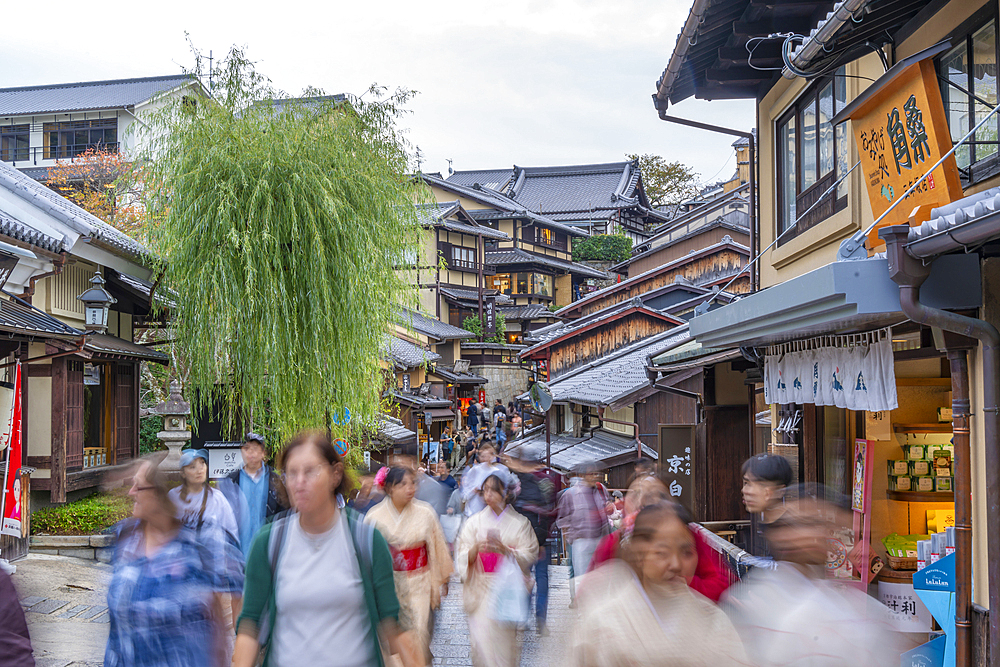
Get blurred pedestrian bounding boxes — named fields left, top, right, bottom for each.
left=725, top=484, right=903, bottom=666
left=233, top=431, right=416, bottom=667
left=461, top=442, right=519, bottom=518
left=570, top=502, right=747, bottom=666
left=348, top=471, right=384, bottom=515
left=507, top=445, right=561, bottom=636
left=741, top=453, right=793, bottom=556
left=223, top=433, right=289, bottom=557
left=169, top=448, right=244, bottom=660
left=105, top=457, right=244, bottom=667
left=435, top=461, right=458, bottom=491
left=557, top=461, right=611, bottom=600
left=467, top=400, right=481, bottom=437
left=455, top=474, right=539, bottom=667
left=365, top=467, right=453, bottom=663
left=589, top=475, right=731, bottom=602
left=0, top=566, right=33, bottom=667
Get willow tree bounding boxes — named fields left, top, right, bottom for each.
left=140, top=47, right=422, bottom=447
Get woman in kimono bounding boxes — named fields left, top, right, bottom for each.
left=570, top=502, right=747, bottom=666
left=455, top=474, right=539, bottom=667
left=365, top=467, right=452, bottom=662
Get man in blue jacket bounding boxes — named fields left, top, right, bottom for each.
left=224, top=432, right=288, bottom=556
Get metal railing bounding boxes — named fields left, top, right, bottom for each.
left=2, top=143, right=120, bottom=167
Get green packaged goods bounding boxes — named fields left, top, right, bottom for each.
left=889, top=460, right=909, bottom=475
left=909, top=460, right=930, bottom=476
left=936, top=477, right=953, bottom=492
left=934, top=466, right=952, bottom=478
left=915, top=476, right=935, bottom=492
left=932, top=449, right=952, bottom=468
left=906, top=445, right=926, bottom=460
left=889, top=475, right=912, bottom=491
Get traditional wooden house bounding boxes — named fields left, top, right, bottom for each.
left=421, top=174, right=609, bottom=320
left=0, top=159, right=168, bottom=511
left=622, top=183, right=750, bottom=278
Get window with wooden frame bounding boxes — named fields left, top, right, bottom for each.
left=776, top=66, right=850, bottom=244
left=450, top=245, right=477, bottom=271
left=534, top=226, right=567, bottom=251
left=938, top=9, right=999, bottom=185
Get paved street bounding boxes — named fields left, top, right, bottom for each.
left=8, top=554, right=573, bottom=666
left=10, top=553, right=111, bottom=667
left=431, top=564, right=574, bottom=666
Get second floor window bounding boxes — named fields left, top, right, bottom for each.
left=44, top=119, right=117, bottom=160
left=451, top=246, right=476, bottom=269
left=535, top=226, right=567, bottom=250
left=939, top=18, right=998, bottom=181
left=776, top=66, right=850, bottom=242
left=0, top=125, right=28, bottom=162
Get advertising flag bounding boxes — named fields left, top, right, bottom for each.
left=2, top=362, right=24, bottom=537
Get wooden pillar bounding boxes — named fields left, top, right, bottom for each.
left=50, top=356, right=67, bottom=504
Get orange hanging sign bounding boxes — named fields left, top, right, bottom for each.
left=835, top=45, right=963, bottom=246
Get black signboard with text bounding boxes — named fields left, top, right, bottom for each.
left=658, top=425, right=695, bottom=514
left=484, top=297, right=496, bottom=335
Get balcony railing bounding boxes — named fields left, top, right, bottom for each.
left=448, top=258, right=496, bottom=275
left=1, top=143, right=120, bottom=167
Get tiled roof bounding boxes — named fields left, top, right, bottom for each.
left=431, top=365, right=488, bottom=384
left=386, top=335, right=441, bottom=369
left=905, top=186, right=1000, bottom=258
left=461, top=341, right=528, bottom=350
left=555, top=237, right=748, bottom=317
left=0, top=74, right=196, bottom=115
left=520, top=300, right=682, bottom=359
left=504, top=429, right=657, bottom=473
left=415, top=202, right=509, bottom=240
left=447, top=169, right=514, bottom=191
left=376, top=415, right=416, bottom=445
left=423, top=174, right=586, bottom=237
left=398, top=307, right=474, bottom=341
left=0, top=296, right=80, bottom=338
left=506, top=162, right=641, bottom=213
left=498, top=304, right=558, bottom=321
left=0, top=160, right=148, bottom=260
left=465, top=208, right=586, bottom=238
left=384, top=390, right=452, bottom=409
left=0, top=210, right=63, bottom=253
left=439, top=287, right=513, bottom=306
left=538, top=327, right=690, bottom=408
left=85, top=333, right=170, bottom=363
left=484, top=248, right=610, bottom=280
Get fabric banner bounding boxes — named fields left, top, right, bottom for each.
left=2, top=362, right=23, bottom=538
left=764, top=329, right=897, bottom=412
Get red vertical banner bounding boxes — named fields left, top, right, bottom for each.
left=2, top=362, right=23, bottom=537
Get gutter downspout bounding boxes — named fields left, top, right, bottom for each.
left=597, top=406, right=643, bottom=461
left=782, top=0, right=871, bottom=78
left=20, top=252, right=66, bottom=304
left=654, top=0, right=712, bottom=103
left=881, top=224, right=999, bottom=667
left=654, top=112, right=757, bottom=291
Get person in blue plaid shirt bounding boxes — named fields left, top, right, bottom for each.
left=105, top=457, right=244, bottom=667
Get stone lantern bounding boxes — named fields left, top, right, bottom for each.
left=154, top=379, right=192, bottom=473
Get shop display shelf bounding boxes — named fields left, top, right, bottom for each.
left=892, top=423, right=953, bottom=433
left=886, top=490, right=954, bottom=502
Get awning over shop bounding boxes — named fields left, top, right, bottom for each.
left=648, top=337, right=743, bottom=372
left=504, top=429, right=657, bottom=473
left=375, top=416, right=417, bottom=447
left=424, top=408, right=455, bottom=422
left=85, top=333, right=170, bottom=364
left=688, top=255, right=981, bottom=349
left=431, top=365, right=488, bottom=385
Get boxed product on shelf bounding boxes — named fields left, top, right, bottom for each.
left=931, top=448, right=952, bottom=468
left=889, top=475, right=912, bottom=491
left=905, top=444, right=926, bottom=460
left=934, top=466, right=953, bottom=477
left=935, top=477, right=954, bottom=492
left=888, top=460, right=909, bottom=475
left=909, top=460, right=931, bottom=476
left=914, top=476, right=935, bottom=492
left=938, top=407, right=953, bottom=422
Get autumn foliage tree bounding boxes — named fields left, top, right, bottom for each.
left=46, top=147, right=149, bottom=241
left=628, top=153, right=701, bottom=209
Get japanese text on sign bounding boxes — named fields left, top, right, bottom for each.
left=847, top=58, right=962, bottom=231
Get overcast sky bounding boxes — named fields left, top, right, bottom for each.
left=6, top=0, right=754, bottom=185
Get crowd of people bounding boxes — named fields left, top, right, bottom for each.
left=1, top=398, right=905, bottom=667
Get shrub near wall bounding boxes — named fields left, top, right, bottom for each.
left=572, top=234, right=632, bottom=263
left=32, top=493, right=133, bottom=535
